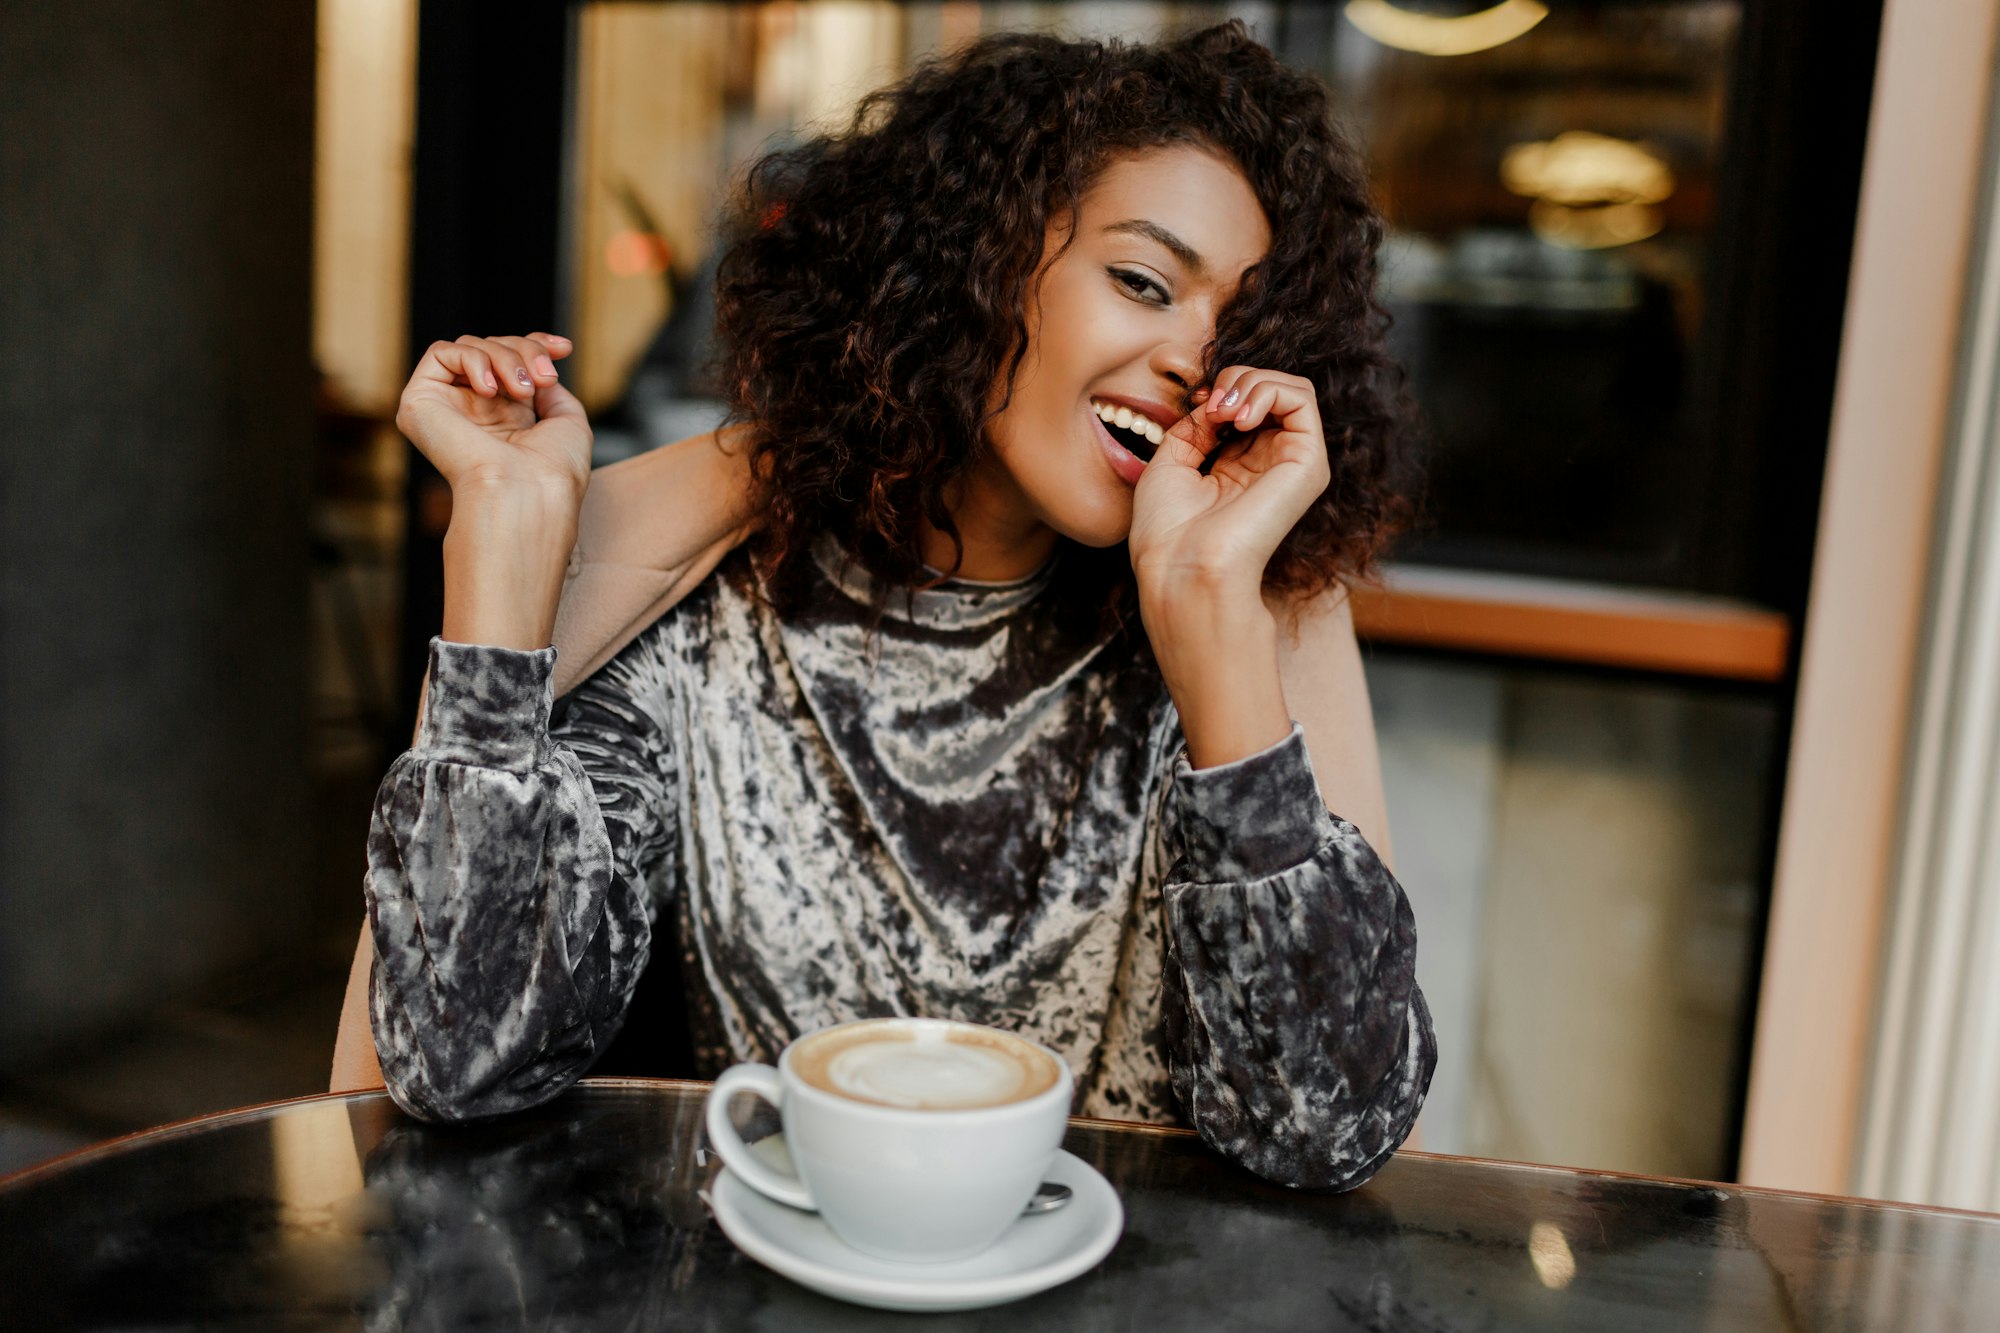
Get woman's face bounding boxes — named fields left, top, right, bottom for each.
left=968, top=145, right=1272, bottom=561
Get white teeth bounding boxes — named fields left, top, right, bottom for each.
left=1091, top=397, right=1161, bottom=451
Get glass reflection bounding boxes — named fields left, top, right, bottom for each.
left=6, top=1091, right=2000, bottom=1328
left=1528, top=1218, right=1576, bottom=1289
left=356, top=1098, right=713, bottom=1328
left=270, top=1102, right=365, bottom=1227
left=1328, top=1, right=1740, bottom=579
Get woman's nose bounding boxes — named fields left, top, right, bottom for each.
left=1148, top=328, right=1206, bottom=393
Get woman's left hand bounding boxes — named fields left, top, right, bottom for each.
left=1128, top=365, right=1330, bottom=600
left=1127, top=366, right=1329, bottom=769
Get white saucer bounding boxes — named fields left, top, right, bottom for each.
left=705, top=1137, right=1124, bottom=1313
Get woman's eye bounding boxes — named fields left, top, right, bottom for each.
left=1110, top=268, right=1168, bottom=305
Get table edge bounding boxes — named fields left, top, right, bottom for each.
left=5, top=1078, right=1996, bottom=1225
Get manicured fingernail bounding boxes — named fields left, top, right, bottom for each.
left=1191, top=387, right=1210, bottom=402
left=515, top=368, right=533, bottom=388
left=533, top=355, right=556, bottom=378
left=1220, top=388, right=1241, bottom=409
left=482, top=370, right=497, bottom=391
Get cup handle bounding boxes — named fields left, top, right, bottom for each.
left=704, top=1063, right=817, bottom=1211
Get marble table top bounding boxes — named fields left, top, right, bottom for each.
left=3, top=1078, right=1996, bottom=1330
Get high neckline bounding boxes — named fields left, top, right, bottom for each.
left=810, top=533, right=1060, bottom=630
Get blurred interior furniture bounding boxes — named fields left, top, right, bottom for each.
left=1349, top=566, right=1788, bottom=681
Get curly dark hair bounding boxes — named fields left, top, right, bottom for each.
left=711, top=20, right=1416, bottom=614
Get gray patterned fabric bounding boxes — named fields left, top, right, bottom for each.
left=366, top=538, right=1435, bottom=1190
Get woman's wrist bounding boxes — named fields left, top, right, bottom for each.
left=1140, top=578, right=1293, bottom=770
left=440, top=477, right=582, bottom=651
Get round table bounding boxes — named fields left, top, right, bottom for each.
left=3, top=1079, right=1997, bottom=1329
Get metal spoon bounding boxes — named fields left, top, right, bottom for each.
left=1023, top=1181, right=1072, bottom=1215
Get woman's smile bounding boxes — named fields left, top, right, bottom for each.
left=1091, top=408, right=1149, bottom=487
left=1087, top=394, right=1175, bottom=486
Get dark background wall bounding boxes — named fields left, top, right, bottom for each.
left=0, top=3, right=316, bottom=1068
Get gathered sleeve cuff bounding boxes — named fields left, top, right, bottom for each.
left=1160, top=725, right=1436, bottom=1191
left=414, top=638, right=557, bottom=770
left=1169, top=725, right=1337, bottom=882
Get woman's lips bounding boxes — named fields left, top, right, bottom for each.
left=1093, top=412, right=1148, bottom=486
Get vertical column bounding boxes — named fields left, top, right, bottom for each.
left=0, top=3, right=315, bottom=1064
left=1739, top=0, right=2000, bottom=1198
left=1858, top=59, right=2000, bottom=1211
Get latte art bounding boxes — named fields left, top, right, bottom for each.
left=829, top=1041, right=1028, bottom=1109
left=791, top=1020, right=1060, bottom=1110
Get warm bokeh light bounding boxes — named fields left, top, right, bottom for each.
left=1502, top=131, right=1674, bottom=249
left=605, top=228, right=673, bottom=277
left=1528, top=200, right=1664, bottom=250
left=1502, top=131, right=1675, bottom=208
left=1343, top=0, right=1549, bottom=57
left=1528, top=1220, right=1577, bottom=1289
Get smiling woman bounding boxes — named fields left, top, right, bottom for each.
left=714, top=25, right=1415, bottom=612
left=357, top=21, right=1435, bottom=1194
left=978, top=148, right=1273, bottom=551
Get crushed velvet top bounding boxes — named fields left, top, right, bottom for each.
left=366, top=539, right=1435, bottom=1190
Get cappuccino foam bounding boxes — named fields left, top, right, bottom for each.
left=792, top=1021, right=1059, bottom=1110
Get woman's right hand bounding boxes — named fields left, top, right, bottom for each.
left=396, top=333, right=593, bottom=651
left=395, top=332, right=591, bottom=502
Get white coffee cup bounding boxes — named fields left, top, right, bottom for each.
left=703, top=1017, right=1074, bottom=1263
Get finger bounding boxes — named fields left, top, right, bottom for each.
left=1229, top=451, right=1331, bottom=536
left=460, top=335, right=536, bottom=400
left=532, top=377, right=590, bottom=425
left=1232, top=375, right=1320, bottom=437
left=1205, top=365, right=1257, bottom=420
left=492, top=335, right=564, bottom=390
left=527, top=332, right=574, bottom=362
left=1212, top=369, right=1274, bottom=421
left=420, top=340, right=499, bottom=396
left=1232, top=379, right=1284, bottom=432
left=1152, top=401, right=1225, bottom=473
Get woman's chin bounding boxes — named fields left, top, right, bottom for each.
left=1040, top=497, right=1135, bottom=550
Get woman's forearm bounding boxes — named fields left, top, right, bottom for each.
left=440, top=473, right=582, bottom=651
left=1140, top=575, right=1294, bottom=770
left=575, top=426, right=763, bottom=569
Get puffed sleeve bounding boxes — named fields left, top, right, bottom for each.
left=365, top=636, right=677, bottom=1122
left=1159, top=724, right=1436, bottom=1190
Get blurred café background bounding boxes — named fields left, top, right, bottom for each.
left=6, top=0, right=1998, bottom=1212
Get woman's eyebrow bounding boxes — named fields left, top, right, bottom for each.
left=1104, top=219, right=1206, bottom=275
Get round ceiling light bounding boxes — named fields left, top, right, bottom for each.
left=1342, top=0, right=1550, bottom=57
left=1502, top=132, right=1676, bottom=251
